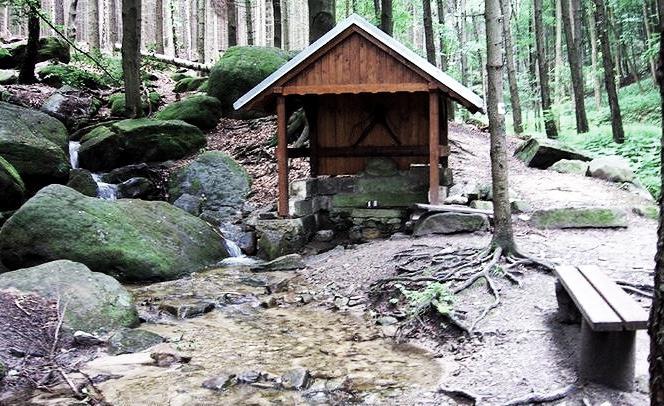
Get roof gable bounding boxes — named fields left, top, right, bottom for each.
left=233, top=14, right=485, bottom=113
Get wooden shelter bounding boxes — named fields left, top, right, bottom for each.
left=234, top=14, right=484, bottom=217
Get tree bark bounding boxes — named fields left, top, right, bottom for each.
left=436, top=0, right=454, bottom=120
left=560, top=0, right=589, bottom=133
left=281, top=0, right=289, bottom=49
left=380, top=0, right=392, bottom=35
left=227, top=0, right=237, bottom=47
left=422, top=0, right=435, bottom=64
left=67, top=0, right=79, bottom=41
left=587, top=5, right=601, bottom=109
left=155, top=0, right=165, bottom=53
left=644, top=2, right=657, bottom=83
left=122, top=0, right=143, bottom=117
left=458, top=0, right=468, bottom=87
left=170, top=0, right=179, bottom=56
left=501, top=0, right=523, bottom=134
left=373, top=0, right=380, bottom=22
left=195, top=0, right=205, bottom=61
left=528, top=10, right=541, bottom=131
left=650, top=5, right=664, bottom=404
left=89, top=0, right=100, bottom=49
left=486, top=0, right=516, bottom=252
left=534, top=0, right=557, bottom=139
left=273, top=0, right=282, bottom=47
left=554, top=0, right=562, bottom=131
left=594, top=0, right=624, bottom=143
left=18, top=10, right=40, bottom=84
left=54, top=0, right=65, bottom=26
left=307, top=0, right=335, bottom=44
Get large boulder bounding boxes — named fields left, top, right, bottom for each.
left=0, top=155, right=25, bottom=210
left=207, top=46, right=290, bottom=113
left=0, top=37, right=70, bottom=69
left=108, top=91, right=162, bottom=117
left=173, top=76, right=207, bottom=93
left=529, top=207, right=628, bottom=229
left=587, top=155, right=635, bottom=183
left=0, top=260, right=139, bottom=333
left=155, top=95, right=222, bottom=130
left=413, top=212, right=490, bottom=236
left=78, top=118, right=206, bottom=171
left=38, top=64, right=104, bottom=89
left=41, top=86, right=100, bottom=131
left=548, top=159, right=589, bottom=175
left=0, top=185, right=229, bottom=282
left=0, top=101, right=70, bottom=191
left=0, top=69, right=17, bottom=85
left=515, top=138, right=592, bottom=169
left=169, top=151, right=250, bottom=224
left=66, top=168, right=98, bottom=197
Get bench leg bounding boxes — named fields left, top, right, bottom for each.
left=579, top=320, right=636, bottom=391
left=555, top=280, right=581, bottom=324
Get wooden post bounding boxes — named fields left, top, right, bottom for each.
left=439, top=94, right=449, bottom=169
left=277, top=95, right=289, bottom=217
left=429, top=90, right=440, bottom=204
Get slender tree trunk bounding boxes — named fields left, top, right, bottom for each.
left=437, top=0, right=454, bottom=120
left=645, top=2, right=657, bottom=83
left=282, top=0, right=289, bottom=49
left=587, top=6, right=601, bottom=109
left=554, top=0, right=562, bottom=126
left=473, top=15, right=487, bottom=99
left=650, top=5, right=664, bottom=403
left=422, top=0, right=435, bottom=64
left=534, top=0, right=557, bottom=138
left=122, top=0, right=143, bottom=117
left=54, top=0, right=65, bottom=26
left=307, top=0, right=335, bottom=44
left=560, top=0, right=588, bottom=133
left=528, top=10, right=541, bottom=131
left=196, top=0, right=205, bottom=61
left=502, top=0, right=523, bottom=134
left=67, top=0, right=79, bottom=41
left=380, top=0, right=392, bottom=35
left=228, top=0, right=237, bottom=46
left=486, top=0, right=516, bottom=253
left=18, top=10, right=39, bottom=84
left=273, top=0, right=282, bottom=47
left=170, top=0, right=179, bottom=56
left=155, top=0, right=165, bottom=53
left=245, top=0, right=254, bottom=45
left=458, top=0, right=468, bottom=88
left=373, top=0, right=380, bottom=22
left=594, top=0, right=624, bottom=143
left=89, top=0, right=100, bottom=49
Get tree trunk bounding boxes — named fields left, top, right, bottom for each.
left=534, top=0, right=557, bottom=139
left=594, top=0, right=624, bottom=143
left=554, top=0, right=562, bottom=126
left=422, top=0, right=435, bottom=64
left=644, top=2, right=657, bottom=83
left=458, top=0, right=468, bottom=87
left=227, top=0, right=237, bottom=47
left=501, top=0, right=523, bottom=134
left=196, top=0, right=205, bottom=61
left=486, top=0, right=516, bottom=253
left=54, top=0, right=65, bottom=26
left=273, top=0, right=282, bottom=47
left=650, top=6, right=664, bottom=404
left=437, top=0, right=454, bottom=120
left=373, top=0, right=380, bottom=22
left=528, top=10, right=541, bottom=131
left=587, top=5, right=601, bottom=109
left=560, top=0, right=588, bottom=133
left=308, top=0, right=335, bottom=44
left=246, top=0, right=254, bottom=45
left=380, top=0, right=392, bottom=35
left=155, top=0, right=165, bottom=53
left=89, top=0, right=100, bottom=49
left=122, top=0, right=143, bottom=117
left=281, top=0, right=289, bottom=49
left=170, top=0, right=179, bottom=56
left=18, top=10, right=40, bottom=84
left=67, top=0, right=79, bottom=41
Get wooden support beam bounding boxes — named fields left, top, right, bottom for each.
left=276, top=95, right=289, bottom=217
left=439, top=94, right=449, bottom=169
left=287, top=146, right=451, bottom=158
left=282, top=83, right=430, bottom=95
left=429, top=91, right=440, bottom=204
left=415, top=203, right=493, bottom=216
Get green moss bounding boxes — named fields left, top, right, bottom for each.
left=633, top=205, right=659, bottom=220
left=332, top=192, right=427, bottom=208
left=171, top=72, right=191, bottom=82
left=529, top=208, right=628, bottom=229
left=109, top=91, right=162, bottom=117
left=39, top=64, right=103, bottom=89
left=0, top=155, right=25, bottom=210
left=174, top=76, right=208, bottom=93
left=154, top=95, right=222, bottom=130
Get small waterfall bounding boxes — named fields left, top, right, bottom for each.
left=222, top=238, right=243, bottom=257
left=69, top=141, right=80, bottom=169
left=92, top=174, right=118, bottom=200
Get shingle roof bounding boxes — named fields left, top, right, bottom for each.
left=233, top=14, right=485, bottom=113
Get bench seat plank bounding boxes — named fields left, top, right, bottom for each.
left=578, top=265, right=648, bottom=330
left=554, top=265, right=623, bottom=331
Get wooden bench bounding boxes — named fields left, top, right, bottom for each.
left=554, top=265, right=649, bottom=391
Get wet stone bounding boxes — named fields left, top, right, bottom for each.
left=107, top=328, right=165, bottom=355
left=74, top=331, right=106, bottom=347
left=150, top=343, right=192, bottom=367
left=253, top=254, right=306, bottom=272
left=158, top=299, right=216, bottom=319
left=281, top=367, right=312, bottom=390
left=202, top=373, right=238, bottom=391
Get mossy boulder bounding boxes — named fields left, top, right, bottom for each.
left=515, top=138, right=592, bottom=169
left=413, top=213, right=490, bottom=236
left=174, top=76, right=208, bottom=93
left=0, top=37, right=70, bottom=69
left=155, top=95, right=222, bottom=130
left=0, top=185, right=229, bottom=282
left=548, top=159, right=589, bottom=175
left=529, top=207, right=628, bottom=229
left=38, top=64, right=103, bottom=89
left=0, top=155, right=25, bottom=210
left=168, top=151, right=250, bottom=224
left=0, top=102, right=70, bottom=191
left=587, top=155, right=635, bottom=183
left=108, top=91, right=162, bottom=117
left=0, top=69, right=17, bottom=85
left=66, top=168, right=98, bottom=197
left=0, top=260, right=139, bottom=333
left=41, top=86, right=101, bottom=130
left=78, top=118, right=206, bottom=171
left=207, top=46, right=290, bottom=113
left=171, top=72, right=191, bottom=82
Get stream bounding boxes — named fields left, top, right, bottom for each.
left=68, top=141, right=118, bottom=200
left=81, top=265, right=446, bottom=405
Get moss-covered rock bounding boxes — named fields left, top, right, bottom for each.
left=515, top=138, right=592, bottom=169
left=0, top=185, right=229, bottom=282
left=168, top=151, right=250, bottom=223
left=0, top=102, right=70, bottom=191
left=207, top=46, right=290, bottom=113
left=155, top=95, right=222, bottom=130
left=66, top=168, right=98, bottom=197
left=78, top=118, right=206, bottom=171
left=529, top=207, right=628, bottom=229
left=413, top=213, right=490, bottom=236
left=548, top=159, right=589, bottom=175
left=0, top=37, right=70, bottom=69
left=108, top=91, right=162, bottom=117
left=0, top=69, right=17, bottom=85
left=107, top=328, right=164, bottom=354
left=38, top=64, right=103, bottom=89
left=587, top=155, right=635, bottom=183
left=41, top=86, right=101, bottom=131
left=174, top=76, right=208, bottom=93
left=633, top=205, right=659, bottom=220
left=0, top=260, right=139, bottom=333
left=171, top=72, right=191, bottom=82
left=0, top=155, right=25, bottom=210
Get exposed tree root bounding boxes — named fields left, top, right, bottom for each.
left=438, top=386, right=482, bottom=404
left=502, top=384, right=575, bottom=405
